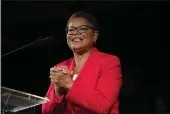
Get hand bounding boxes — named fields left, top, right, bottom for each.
left=50, top=66, right=74, bottom=90
left=54, top=84, right=66, bottom=96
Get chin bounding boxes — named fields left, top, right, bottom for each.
left=72, top=46, right=82, bottom=50
left=70, top=44, right=81, bottom=49
left=71, top=46, right=84, bottom=52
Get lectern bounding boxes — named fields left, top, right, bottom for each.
left=1, top=86, right=49, bottom=114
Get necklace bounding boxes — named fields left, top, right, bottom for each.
left=74, top=66, right=80, bottom=74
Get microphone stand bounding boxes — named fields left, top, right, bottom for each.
left=2, top=37, right=49, bottom=58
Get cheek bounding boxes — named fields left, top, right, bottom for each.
left=83, top=33, right=94, bottom=42
left=82, top=32, right=92, bottom=39
left=67, top=35, right=71, bottom=40
left=81, top=33, right=87, bottom=39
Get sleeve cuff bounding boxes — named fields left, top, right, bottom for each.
left=50, top=90, right=65, bottom=103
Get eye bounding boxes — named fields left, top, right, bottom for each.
left=78, top=27, right=88, bottom=31
left=68, top=28, right=74, bottom=31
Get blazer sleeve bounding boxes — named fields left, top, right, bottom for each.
left=66, top=56, right=122, bottom=114
left=42, top=84, right=65, bottom=114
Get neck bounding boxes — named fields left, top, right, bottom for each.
left=73, top=47, right=93, bottom=72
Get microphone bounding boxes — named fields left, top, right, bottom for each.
left=2, top=36, right=53, bottom=58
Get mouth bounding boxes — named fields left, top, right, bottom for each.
left=71, top=37, right=83, bottom=42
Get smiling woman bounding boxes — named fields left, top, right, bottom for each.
left=65, top=12, right=99, bottom=54
left=42, top=11, right=122, bottom=114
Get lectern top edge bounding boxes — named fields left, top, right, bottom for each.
left=1, top=86, right=49, bottom=101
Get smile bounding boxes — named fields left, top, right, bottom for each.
left=72, top=37, right=83, bottom=42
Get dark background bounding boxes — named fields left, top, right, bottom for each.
left=1, top=1, right=169, bottom=114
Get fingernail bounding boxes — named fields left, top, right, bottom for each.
left=63, top=70, right=66, bottom=73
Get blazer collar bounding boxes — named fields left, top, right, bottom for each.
left=69, top=47, right=99, bottom=72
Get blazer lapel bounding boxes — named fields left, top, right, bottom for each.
left=73, top=48, right=101, bottom=86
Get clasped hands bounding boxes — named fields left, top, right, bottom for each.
left=50, top=66, right=74, bottom=91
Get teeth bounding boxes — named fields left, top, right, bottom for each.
left=73, top=38, right=81, bottom=41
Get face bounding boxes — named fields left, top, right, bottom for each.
left=66, top=17, right=98, bottom=53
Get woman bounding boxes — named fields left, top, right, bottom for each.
left=42, top=11, right=122, bottom=114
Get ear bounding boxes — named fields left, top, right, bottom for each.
left=94, top=31, right=99, bottom=43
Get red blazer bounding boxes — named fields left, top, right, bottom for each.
left=42, top=48, right=122, bottom=114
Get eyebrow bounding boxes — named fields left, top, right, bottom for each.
left=67, top=26, right=76, bottom=28
left=68, top=25, right=90, bottom=28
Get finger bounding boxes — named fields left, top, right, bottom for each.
left=50, top=71, right=65, bottom=83
left=50, top=68, right=56, bottom=73
left=50, top=78, right=55, bottom=83
left=50, top=78, right=60, bottom=84
left=50, top=71, right=63, bottom=76
left=59, top=66, right=70, bottom=74
left=49, top=75, right=55, bottom=79
left=50, top=67, right=62, bottom=72
left=50, top=71, right=55, bottom=76
left=56, top=67, right=64, bottom=71
left=50, top=71, right=65, bottom=78
left=49, top=73, right=62, bottom=80
left=50, top=71, right=65, bottom=77
left=51, top=79, right=58, bottom=84
left=71, top=71, right=74, bottom=75
left=59, top=66, right=68, bottom=68
left=59, top=66, right=69, bottom=70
